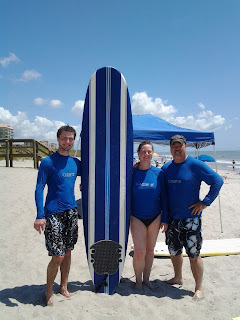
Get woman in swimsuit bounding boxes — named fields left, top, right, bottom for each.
left=131, top=140, right=168, bottom=289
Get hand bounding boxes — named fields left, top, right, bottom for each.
left=160, top=222, right=168, bottom=233
left=188, top=201, right=207, bottom=215
left=133, top=162, right=139, bottom=168
left=34, top=219, right=46, bottom=234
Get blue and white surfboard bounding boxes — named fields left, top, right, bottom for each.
left=81, top=67, right=133, bottom=294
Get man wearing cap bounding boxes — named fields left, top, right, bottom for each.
left=161, top=135, right=223, bottom=300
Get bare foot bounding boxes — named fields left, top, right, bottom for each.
left=45, top=292, right=53, bottom=306
left=60, top=287, right=70, bottom=298
left=133, top=286, right=143, bottom=294
left=166, top=277, right=183, bottom=285
left=134, top=282, right=143, bottom=290
left=193, top=290, right=204, bottom=300
left=143, top=280, right=154, bottom=289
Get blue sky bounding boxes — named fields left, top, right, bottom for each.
left=0, top=0, right=239, bottom=150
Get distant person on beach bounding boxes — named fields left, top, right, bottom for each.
left=34, top=125, right=81, bottom=306
left=232, top=160, right=235, bottom=170
left=161, top=135, right=223, bottom=300
left=131, top=140, right=168, bottom=289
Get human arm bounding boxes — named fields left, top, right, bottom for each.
left=190, top=159, right=224, bottom=206
left=159, top=170, right=169, bottom=224
left=35, top=160, right=49, bottom=220
left=133, top=162, right=139, bottom=168
left=201, top=171, right=223, bottom=206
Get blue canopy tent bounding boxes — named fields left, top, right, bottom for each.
left=133, top=114, right=215, bottom=149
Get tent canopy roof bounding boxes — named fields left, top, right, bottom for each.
left=133, top=114, right=215, bottom=149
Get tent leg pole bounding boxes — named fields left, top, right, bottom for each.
left=218, top=194, right=223, bottom=233
left=213, top=144, right=218, bottom=173
left=213, top=144, right=223, bottom=233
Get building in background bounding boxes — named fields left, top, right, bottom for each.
left=0, top=124, right=14, bottom=139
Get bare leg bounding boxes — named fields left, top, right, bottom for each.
left=189, top=256, right=204, bottom=300
left=46, top=255, right=65, bottom=305
left=167, top=254, right=183, bottom=285
left=60, top=250, right=71, bottom=297
left=143, top=216, right=160, bottom=288
left=130, top=216, right=147, bottom=289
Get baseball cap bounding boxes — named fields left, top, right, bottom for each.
left=170, top=135, right=186, bottom=145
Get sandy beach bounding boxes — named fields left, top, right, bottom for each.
left=0, top=159, right=240, bottom=320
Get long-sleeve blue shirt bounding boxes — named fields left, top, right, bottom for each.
left=131, top=165, right=168, bottom=223
left=35, top=152, right=81, bottom=219
left=161, top=156, right=223, bottom=220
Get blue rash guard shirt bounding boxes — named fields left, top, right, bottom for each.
left=161, top=156, right=223, bottom=220
left=131, top=165, right=168, bottom=224
left=35, top=152, right=81, bottom=219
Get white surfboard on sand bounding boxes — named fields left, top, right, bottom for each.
left=154, top=238, right=240, bottom=257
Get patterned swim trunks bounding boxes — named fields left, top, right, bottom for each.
left=44, top=207, right=78, bottom=256
left=165, top=217, right=202, bottom=258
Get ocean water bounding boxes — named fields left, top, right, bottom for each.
left=187, top=150, right=240, bottom=171
left=151, top=149, right=240, bottom=172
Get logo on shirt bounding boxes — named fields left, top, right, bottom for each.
left=168, top=179, right=182, bottom=184
left=136, top=183, right=155, bottom=187
left=62, top=172, right=75, bottom=177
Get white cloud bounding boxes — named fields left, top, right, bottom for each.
left=71, top=100, right=84, bottom=115
left=132, top=92, right=176, bottom=118
left=198, top=110, right=214, bottom=119
left=49, top=100, right=63, bottom=108
left=0, top=106, right=73, bottom=141
left=197, top=102, right=205, bottom=110
left=172, top=111, right=225, bottom=131
left=0, top=53, right=20, bottom=67
left=173, top=115, right=225, bottom=131
left=34, top=97, right=48, bottom=105
left=132, top=92, right=225, bottom=131
left=18, top=69, right=42, bottom=82
left=0, top=92, right=227, bottom=144
left=172, top=116, right=195, bottom=127
left=224, top=117, right=239, bottom=131
left=225, top=124, right=232, bottom=131
left=33, top=98, right=63, bottom=108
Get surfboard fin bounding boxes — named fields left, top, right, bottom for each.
left=94, top=274, right=108, bottom=293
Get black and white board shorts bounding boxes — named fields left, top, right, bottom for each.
left=165, top=217, right=202, bottom=258
left=44, top=207, right=78, bottom=256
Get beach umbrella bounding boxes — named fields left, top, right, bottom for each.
left=197, top=155, right=215, bottom=162
left=153, top=152, right=161, bottom=157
